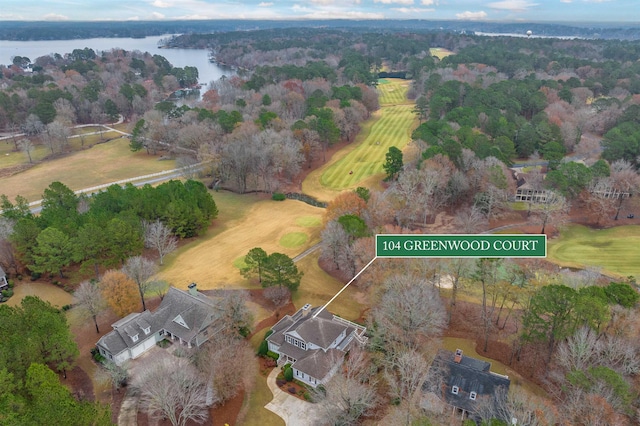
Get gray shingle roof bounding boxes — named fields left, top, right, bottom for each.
left=293, top=349, right=343, bottom=381
left=97, top=310, right=159, bottom=356
left=294, top=317, right=345, bottom=348
left=426, top=349, right=510, bottom=415
left=266, top=305, right=366, bottom=383
left=97, top=287, right=219, bottom=356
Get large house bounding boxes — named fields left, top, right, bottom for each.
left=97, top=284, right=219, bottom=365
left=266, top=304, right=367, bottom=388
left=0, top=266, right=8, bottom=292
left=423, top=349, right=511, bottom=422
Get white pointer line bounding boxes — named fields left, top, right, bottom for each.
left=312, top=256, right=377, bottom=319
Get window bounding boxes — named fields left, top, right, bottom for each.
left=132, top=334, right=139, bottom=342
left=470, top=391, right=477, bottom=400
left=143, top=327, right=151, bottom=335
left=452, top=386, right=459, bottom=395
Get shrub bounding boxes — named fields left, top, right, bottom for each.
left=276, top=379, right=286, bottom=387
left=8, top=279, right=14, bottom=288
left=61, top=304, right=73, bottom=311
left=264, top=329, right=274, bottom=338
left=266, top=350, right=279, bottom=361
left=303, top=391, right=312, bottom=401
left=1, top=289, right=13, bottom=298
left=30, top=272, right=41, bottom=281
left=288, top=386, right=296, bottom=394
left=257, top=340, right=269, bottom=356
left=272, top=192, right=286, bottom=201
left=91, top=348, right=105, bottom=363
left=284, top=365, right=294, bottom=382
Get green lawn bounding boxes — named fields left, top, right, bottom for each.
left=304, top=79, right=416, bottom=195
left=548, top=224, right=640, bottom=280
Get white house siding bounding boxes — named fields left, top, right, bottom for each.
left=268, top=342, right=280, bottom=353
left=114, top=351, right=131, bottom=366
left=294, top=368, right=317, bottom=387
left=131, top=336, right=157, bottom=358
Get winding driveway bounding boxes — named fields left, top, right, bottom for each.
left=264, top=368, right=323, bottom=426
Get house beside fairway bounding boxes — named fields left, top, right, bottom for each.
left=266, top=303, right=367, bottom=388
left=0, top=266, right=8, bottom=292
left=96, top=284, right=219, bottom=365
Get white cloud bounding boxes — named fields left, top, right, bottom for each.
left=392, top=7, right=435, bottom=13
left=151, top=11, right=165, bottom=19
left=258, top=2, right=274, bottom=6
left=560, top=0, right=572, bottom=3
left=43, top=13, right=69, bottom=21
left=456, top=10, right=488, bottom=20
left=487, top=0, right=538, bottom=12
left=374, top=0, right=414, bottom=4
left=151, top=0, right=172, bottom=7
left=291, top=4, right=384, bottom=19
left=421, top=0, right=436, bottom=4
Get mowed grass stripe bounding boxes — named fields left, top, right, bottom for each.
left=320, top=104, right=415, bottom=189
left=377, top=78, right=411, bottom=106
left=548, top=224, right=640, bottom=279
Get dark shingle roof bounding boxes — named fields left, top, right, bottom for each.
left=426, top=349, right=510, bottom=414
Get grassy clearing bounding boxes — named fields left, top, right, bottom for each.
left=292, top=252, right=365, bottom=321
left=0, top=137, right=175, bottom=201
left=279, top=232, right=308, bottom=249
left=296, top=216, right=322, bottom=227
left=429, top=47, right=455, bottom=59
left=548, top=224, right=640, bottom=280
left=158, top=193, right=325, bottom=290
left=302, top=79, right=416, bottom=200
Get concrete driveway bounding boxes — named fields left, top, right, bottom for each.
left=264, top=368, right=323, bottom=426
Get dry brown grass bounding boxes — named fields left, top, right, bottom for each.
left=158, top=193, right=325, bottom=291
left=0, top=137, right=176, bottom=201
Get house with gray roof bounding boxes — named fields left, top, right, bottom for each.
left=0, top=266, right=8, bottom=292
left=266, top=303, right=367, bottom=388
left=96, top=284, right=219, bottom=365
left=423, top=349, right=510, bottom=422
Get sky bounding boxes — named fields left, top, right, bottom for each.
left=0, top=0, right=637, bottom=23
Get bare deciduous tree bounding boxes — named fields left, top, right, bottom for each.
left=263, top=286, right=290, bottom=307
left=193, top=333, right=256, bottom=404
left=17, top=138, right=34, bottom=163
left=74, top=280, right=108, bottom=333
left=122, top=255, right=157, bottom=311
left=143, top=220, right=177, bottom=265
left=371, top=274, right=447, bottom=350
left=530, top=190, right=570, bottom=234
left=133, top=355, right=209, bottom=426
left=314, top=347, right=378, bottom=426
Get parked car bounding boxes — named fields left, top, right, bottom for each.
left=627, top=214, right=635, bottom=219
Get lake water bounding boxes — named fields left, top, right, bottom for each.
left=0, top=35, right=230, bottom=89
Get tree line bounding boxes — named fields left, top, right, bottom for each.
left=0, top=179, right=217, bottom=279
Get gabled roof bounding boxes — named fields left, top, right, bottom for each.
left=0, top=265, right=6, bottom=277
left=293, top=348, right=343, bottom=382
left=97, top=287, right=219, bottom=356
left=426, top=349, right=510, bottom=414
left=293, top=317, right=346, bottom=348
left=267, top=306, right=346, bottom=351
left=97, top=310, right=159, bottom=356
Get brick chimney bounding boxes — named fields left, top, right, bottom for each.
left=188, top=282, right=198, bottom=296
left=454, top=348, right=463, bottom=363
